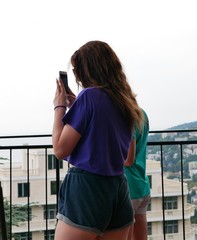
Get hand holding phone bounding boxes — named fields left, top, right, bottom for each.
left=59, top=71, right=69, bottom=93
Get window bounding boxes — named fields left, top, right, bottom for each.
left=147, top=175, right=152, bottom=189
left=48, top=154, right=63, bottom=170
left=164, top=196, right=178, bottom=210
left=50, top=181, right=61, bottom=195
left=44, top=230, right=55, bottom=240
left=147, top=200, right=151, bottom=211
left=147, top=222, right=152, bottom=235
left=50, top=181, right=57, bottom=195
left=14, top=232, right=32, bottom=240
left=18, top=183, right=30, bottom=198
left=44, top=204, right=57, bottom=219
left=165, top=220, right=178, bottom=234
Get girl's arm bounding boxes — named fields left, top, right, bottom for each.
left=52, top=79, right=80, bottom=160
left=124, top=139, right=136, bottom=166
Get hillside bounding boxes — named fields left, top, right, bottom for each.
left=148, top=121, right=197, bottom=142
left=168, top=121, right=197, bottom=130
left=147, top=121, right=197, bottom=178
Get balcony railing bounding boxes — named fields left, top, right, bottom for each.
left=0, top=129, right=197, bottom=240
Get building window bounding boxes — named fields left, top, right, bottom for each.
left=50, top=181, right=61, bottom=195
left=50, top=181, right=56, bottom=195
left=44, top=204, right=57, bottom=219
left=147, top=175, right=152, bottom=189
left=18, top=183, right=30, bottom=198
left=48, top=154, right=63, bottom=170
left=44, top=230, right=55, bottom=240
left=147, top=222, right=152, bottom=235
left=147, top=200, right=151, bottom=211
left=164, top=196, right=178, bottom=210
left=13, top=232, right=32, bottom=240
left=165, top=220, right=178, bottom=234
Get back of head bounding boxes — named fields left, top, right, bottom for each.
left=71, top=40, right=122, bottom=88
left=71, top=40, right=144, bottom=129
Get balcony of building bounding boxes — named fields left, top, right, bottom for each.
left=0, top=129, right=197, bottom=240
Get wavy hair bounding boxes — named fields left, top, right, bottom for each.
left=70, top=40, right=144, bottom=130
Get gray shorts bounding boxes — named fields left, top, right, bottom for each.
left=132, top=195, right=151, bottom=214
left=57, top=167, right=134, bottom=236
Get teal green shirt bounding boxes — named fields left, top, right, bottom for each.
left=124, top=110, right=150, bottom=199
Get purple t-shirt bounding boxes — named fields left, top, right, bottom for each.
left=62, top=87, right=131, bottom=176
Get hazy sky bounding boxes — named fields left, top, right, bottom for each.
left=0, top=0, right=196, bottom=136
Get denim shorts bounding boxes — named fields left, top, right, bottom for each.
left=57, top=167, right=134, bottom=236
left=132, top=195, right=151, bottom=214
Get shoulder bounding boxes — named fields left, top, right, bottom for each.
left=134, top=109, right=149, bottom=138
left=77, top=87, right=107, bottom=102
left=141, top=109, right=149, bottom=128
left=79, top=87, right=105, bottom=96
left=142, top=109, right=148, bottom=121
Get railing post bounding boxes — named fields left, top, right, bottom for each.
left=160, top=145, right=166, bottom=240
left=0, top=181, right=8, bottom=240
left=180, top=144, right=186, bottom=240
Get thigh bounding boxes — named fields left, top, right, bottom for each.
left=132, top=198, right=142, bottom=213
left=133, top=214, right=148, bottom=240
left=97, top=225, right=132, bottom=240
left=55, top=220, right=98, bottom=240
left=132, top=195, right=150, bottom=214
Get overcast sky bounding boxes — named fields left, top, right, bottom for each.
left=0, top=0, right=196, bottom=136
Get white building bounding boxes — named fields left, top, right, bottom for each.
left=189, top=161, right=197, bottom=178
left=0, top=151, right=195, bottom=240
left=146, top=160, right=195, bottom=240
left=0, top=149, right=68, bottom=240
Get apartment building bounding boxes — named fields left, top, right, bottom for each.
left=0, top=151, right=195, bottom=240
left=0, top=148, right=67, bottom=240
left=189, top=161, right=197, bottom=178
left=146, top=160, right=195, bottom=240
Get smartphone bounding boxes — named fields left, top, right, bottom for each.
left=59, top=71, right=69, bottom=92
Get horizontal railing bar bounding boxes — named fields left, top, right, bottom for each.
left=0, top=128, right=197, bottom=139
left=0, top=134, right=51, bottom=139
left=0, top=145, right=52, bottom=150
left=149, top=129, right=197, bottom=133
left=0, top=141, right=196, bottom=149
left=147, top=140, right=197, bottom=145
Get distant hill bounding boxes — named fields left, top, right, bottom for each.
left=147, top=121, right=197, bottom=178
left=148, top=121, right=197, bottom=142
left=168, top=121, right=197, bottom=130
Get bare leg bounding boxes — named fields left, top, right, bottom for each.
left=127, top=224, right=134, bottom=240
left=55, top=219, right=133, bottom=240
left=133, top=214, right=148, bottom=240
left=54, top=220, right=98, bottom=240
left=97, top=225, right=133, bottom=240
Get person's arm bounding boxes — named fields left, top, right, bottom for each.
left=124, top=139, right=136, bottom=166
left=52, top=79, right=80, bottom=160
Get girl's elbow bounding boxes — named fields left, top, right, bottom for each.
left=124, top=157, right=134, bottom=166
left=124, top=161, right=132, bottom=167
left=53, top=148, right=70, bottom=160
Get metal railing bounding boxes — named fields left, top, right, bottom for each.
left=0, top=129, right=197, bottom=240
left=0, top=135, right=55, bottom=240
left=147, top=129, right=197, bottom=240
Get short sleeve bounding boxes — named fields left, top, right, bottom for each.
left=62, top=89, right=92, bottom=135
left=133, top=128, right=137, bottom=140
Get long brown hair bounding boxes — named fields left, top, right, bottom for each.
left=70, top=40, right=144, bottom=130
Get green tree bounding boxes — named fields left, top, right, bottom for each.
left=0, top=199, right=33, bottom=240
left=191, top=208, right=197, bottom=224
